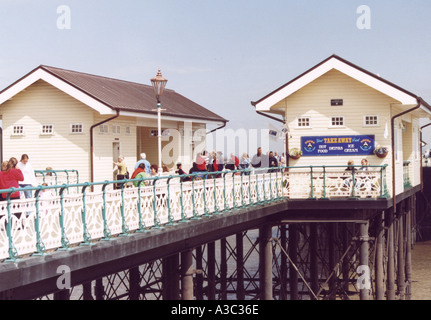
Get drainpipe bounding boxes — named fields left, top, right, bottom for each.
left=90, top=110, right=120, bottom=183
left=391, top=99, right=421, bottom=212
left=420, top=122, right=431, bottom=192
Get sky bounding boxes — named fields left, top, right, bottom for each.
left=1, top=0, right=431, bottom=154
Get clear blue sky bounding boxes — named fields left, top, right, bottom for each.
left=1, top=0, right=431, bottom=151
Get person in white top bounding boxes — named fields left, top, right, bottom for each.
left=17, top=154, right=37, bottom=198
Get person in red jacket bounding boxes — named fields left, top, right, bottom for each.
left=1, top=157, right=24, bottom=200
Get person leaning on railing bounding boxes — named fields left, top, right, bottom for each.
left=0, top=157, right=24, bottom=201
left=343, top=160, right=356, bottom=188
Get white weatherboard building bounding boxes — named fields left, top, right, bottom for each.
left=0, top=65, right=227, bottom=183
left=252, top=55, right=431, bottom=198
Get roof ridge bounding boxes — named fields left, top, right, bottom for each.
left=39, top=65, right=175, bottom=93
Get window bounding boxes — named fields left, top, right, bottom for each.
left=125, top=126, right=131, bottom=135
left=331, top=116, right=344, bottom=127
left=12, top=125, right=24, bottom=136
left=70, top=123, right=83, bottom=134
left=99, top=124, right=109, bottom=134
left=364, top=115, right=379, bottom=127
left=297, top=117, right=310, bottom=128
left=112, top=125, right=121, bottom=135
left=41, top=124, right=54, bottom=135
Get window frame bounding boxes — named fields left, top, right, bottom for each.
left=12, top=125, right=25, bottom=136
left=70, top=123, right=84, bottom=134
left=296, top=117, right=311, bottom=128
left=40, top=124, right=55, bottom=136
left=330, top=116, right=345, bottom=128
left=363, top=115, right=379, bottom=127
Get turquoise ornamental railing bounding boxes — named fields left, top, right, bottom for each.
left=0, top=165, right=388, bottom=262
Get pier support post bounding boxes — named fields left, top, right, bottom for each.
left=280, top=224, right=288, bottom=300
left=328, top=223, right=336, bottom=300
left=236, top=232, right=245, bottom=300
left=162, top=254, right=180, bottom=300
left=259, top=224, right=273, bottom=300
left=207, top=242, right=216, bottom=300
left=359, top=221, right=370, bottom=300
left=289, top=223, right=299, bottom=300
left=387, top=208, right=396, bottom=300
left=220, top=238, right=228, bottom=300
left=195, top=246, right=204, bottom=300
left=95, top=278, right=105, bottom=300
left=375, top=212, right=385, bottom=300
left=181, top=250, right=194, bottom=300
left=310, top=223, right=319, bottom=299
left=397, top=204, right=405, bottom=300
left=129, top=266, right=140, bottom=300
left=405, top=198, right=413, bottom=300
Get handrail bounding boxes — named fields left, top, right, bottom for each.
left=0, top=165, right=389, bottom=262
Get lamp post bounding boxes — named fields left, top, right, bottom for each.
left=150, top=69, right=168, bottom=173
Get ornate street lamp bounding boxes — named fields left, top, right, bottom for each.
left=151, top=69, right=168, bottom=173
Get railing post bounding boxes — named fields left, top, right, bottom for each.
left=33, top=186, right=46, bottom=256
left=191, top=174, right=200, bottom=220
left=232, top=171, right=237, bottom=209
left=80, top=183, right=92, bottom=245
left=350, top=167, right=356, bottom=199
left=203, top=173, right=210, bottom=217
left=152, top=177, right=162, bottom=228
left=166, top=176, right=176, bottom=224
left=322, top=166, right=328, bottom=199
left=100, top=182, right=112, bottom=240
left=58, top=185, right=70, bottom=250
left=309, top=166, right=315, bottom=199
left=5, top=190, right=18, bottom=262
left=136, top=179, right=147, bottom=232
left=213, top=173, right=220, bottom=214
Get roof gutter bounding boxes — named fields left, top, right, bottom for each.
left=391, top=98, right=421, bottom=213
left=420, top=122, right=431, bottom=192
left=90, top=110, right=120, bottom=184
left=206, top=122, right=227, bottom=135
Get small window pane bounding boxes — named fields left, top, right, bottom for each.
left=13, top=125, right=24, bottom=135
left=364, top=115, right=378, bottom=126
left=297, top=117, right=310, bottom=127
left=41, top=124, right=54, bottom=135
left=331, top=117, right=344, bottom=126
left=71, top=124, right=83, bottom=133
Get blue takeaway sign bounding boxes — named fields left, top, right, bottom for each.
left=301, top=135, right=375, bottom=156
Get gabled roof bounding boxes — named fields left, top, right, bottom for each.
left=0, top=65, right=228, bottom=124
left=251, top=54, right=431, bottom=114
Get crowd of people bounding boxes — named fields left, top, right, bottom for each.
left=113, top=148, right=287, bottom=185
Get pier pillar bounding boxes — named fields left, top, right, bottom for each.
left=82, top=282, right=93, bottom=300
left=195, top=246, right=204, bottom=300
left=405, top=197, right=413, bottom=300
left=375, top=212, right=385, bottom=300
left=236, top=232, right=245, bottom=300
left=54, top=289, right=70, bottom=300
left=181, top=250, right=194, bottom=300
left=207, top=242, right=216, bottom=300
left=386, top=208, right=396, bottom=300
left=280, top=225, right=288, bottom=300
left=342, top=223, right=350, bottom=299
left=310, top=223, right=319, bottom=299
left=162, top=254, right=180, bottom=300
left=328, top=223, right=336, bottom=300
left=259, top=224, right=273, bottom=300
left=289, top=223, right=299, bottom=300
left=95, top=278, right=105, bottom=300
left=359, top=221, right=370, bottom=300
left=220, top=238, right=228, bottom=299
left=129, top=266, right=140, bottom=300
left=397, top=204, right=405, bottom=300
